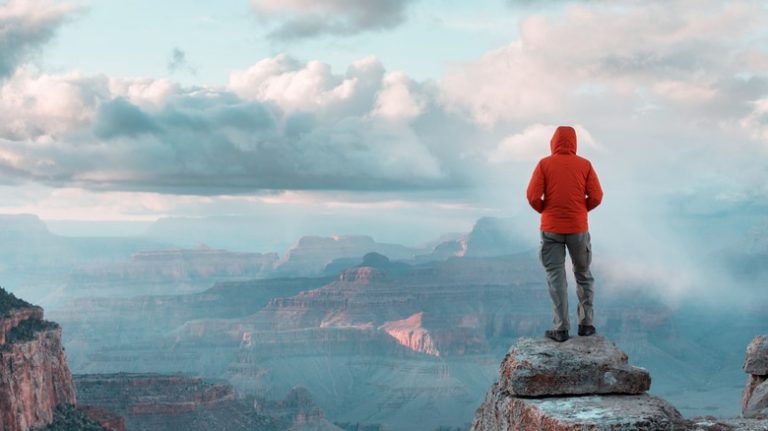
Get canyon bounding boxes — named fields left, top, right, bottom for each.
left=3, top=216, right=767, bottom=429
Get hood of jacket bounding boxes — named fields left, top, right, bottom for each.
left=550, top=126, right=577, bottom=155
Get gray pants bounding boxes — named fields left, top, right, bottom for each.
left=539, top=231, right=594, bottom=331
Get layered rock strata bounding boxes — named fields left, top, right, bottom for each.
left=0, top=288, right=77, bottom=431
left=742, top=335, right=768, bottom=419
left=471, top=336, right=685, bottom=430
left=75, top=373, right=342, bottom=431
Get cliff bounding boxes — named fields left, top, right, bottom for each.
left=0, top=287, right=77, bottom=431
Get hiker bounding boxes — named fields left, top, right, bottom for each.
left=526, top=126, right=603, bottom=342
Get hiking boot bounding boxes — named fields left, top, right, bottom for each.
left=578, top=325, right=596, bottom=337
left=545, top=329, right=569, bottom=342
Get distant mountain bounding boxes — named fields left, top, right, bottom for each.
left=416, top=217, right=532, bottom=263
left=65, top=244, right=279, bottom=297
left=274, top=235, right=423, bottom=277
left=0, top=214, right=168, bottom=306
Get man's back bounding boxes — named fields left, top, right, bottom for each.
left=526, top=126, right=603, bottom=234
left=526, top=125, right=603, bottom=342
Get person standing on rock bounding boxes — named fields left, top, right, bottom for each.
left=526, top=125, right=603, bottom=342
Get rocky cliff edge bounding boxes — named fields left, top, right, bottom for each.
left=0, top=287, right=77, bottom=431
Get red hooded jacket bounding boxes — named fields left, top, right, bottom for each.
left=526, top=126, right=603, bottom=234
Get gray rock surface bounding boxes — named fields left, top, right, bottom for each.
left=500, top=336, right=651, bottom=397
left=744, top=335, right=768, bottom=375
left=744, top=378, right=768, bottom=419
left=743, top=374, right=767, bottom=418
left=687, top=416, right=768, bottom=430
left=471, top=387, right=684, bottom=431
left=470, top=336, right=685, bottom=431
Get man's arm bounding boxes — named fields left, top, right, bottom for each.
left=585, top=163, right=603, bottom=211
left=526, top=161, right=546, bottom=213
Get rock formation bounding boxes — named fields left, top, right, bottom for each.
left=379, top=312, right=440, bottom=357
left=498, top=336, right=651, bottom=397
left=0, top=287, right=77, bottom=431
left=742, top=335, right=768, bottom=419
left=33, top=404, right=122, bottom=431
left=75, top=405, right=127, bottom=431
left=74, top=373, right=341, bottom=431
left=67, top=244, right=278, bottom=297
left=416, top=217, right=529, bottom=261
left=471, top=336, right=685, bottom=430
left=275, top=235, right=419, bottom=276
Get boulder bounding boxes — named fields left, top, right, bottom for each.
left=687, top=416, right=768, bottom=430
left=743, top=374, right=767, bottom=417
left=499, top=336, right=651, bottom=397
left=471, top=385, right=684, bottom=431
left=744, top=378, right=768, bottom=419
left=744, top=335, right=768, bottom=375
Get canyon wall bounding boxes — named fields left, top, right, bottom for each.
left=0, top=288, right=77, bottom=431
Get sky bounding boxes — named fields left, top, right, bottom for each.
left=1, top=0, right=768, bottom=274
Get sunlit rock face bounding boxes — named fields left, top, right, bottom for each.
left=0, top=288, right=77, bottom=431
left=380, top=312, right=440, bottom=357
left=470, top=336, right=684, bottom=431
left=742, top=335, right=768, bottom=419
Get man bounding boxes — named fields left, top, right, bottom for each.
left=526, top=126, right=603, bottom=342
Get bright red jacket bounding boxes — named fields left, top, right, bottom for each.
left=526, top=126, right=603, bottom=234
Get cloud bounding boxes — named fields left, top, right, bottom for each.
left=0, top=67, right=104, bottom=140
left=0, top=0, right=76, bottom=77
left=1, top=0, right=768, bottom=215
left=441, top=0, right=768, bottom=125
left=488, top=123, right=598, bottom=163
left=250, top=0, right=417, bottom=40
left=0, top=54, right=464, bottom=194
left=741, top=97, right=768, bottom=143
left=371, top=72, right=426, bottom=120
left=166, top=48, right=197, bottom=76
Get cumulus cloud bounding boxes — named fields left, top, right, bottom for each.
left=1, top=0, right=768, bottom=214
left=442, top=0, right=768, bottom=125
left=0, top=68, right=104, bottom=140
left=0, top=54, right=462, bottom=194
left=372, top=72, right=426, bottom=120
left=488, top=123, right=598, bottom=163
left=0, top=0, right=76, bottom=77
left=250, top=0, right=417, bottom=40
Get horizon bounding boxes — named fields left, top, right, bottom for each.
left=2, top=0, right=768, bottom=306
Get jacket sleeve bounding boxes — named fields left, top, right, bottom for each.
left=526, top=161, right=546, bottom=214
left=585, top=163, right=603, bottom=211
